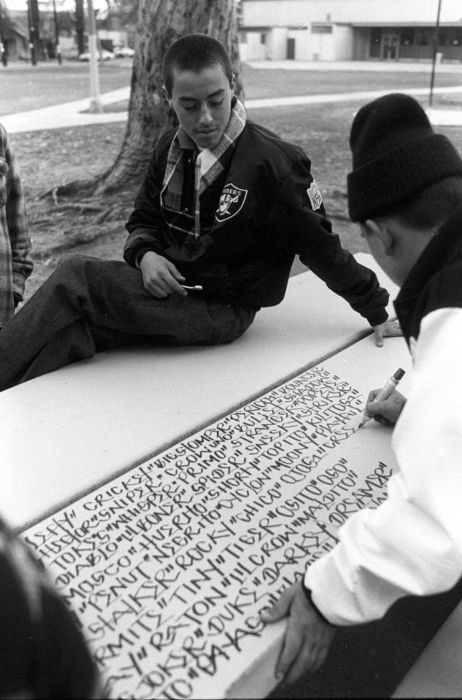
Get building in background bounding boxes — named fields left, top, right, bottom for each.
left=0, top=0, right=28, bottom=59
left=240, top=0, right=462, bottom=63
left=1, top=0, right=134, bottom=61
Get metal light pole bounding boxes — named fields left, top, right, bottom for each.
left=429, top=0, right=443, bottom=108
left=87, top=0, right=103, bottom=113
left=27, top=0, right=40, bottom=66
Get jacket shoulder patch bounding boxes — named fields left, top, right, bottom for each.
left=307, top=181, right=323, bottom=211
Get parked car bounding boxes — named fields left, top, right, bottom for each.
left=78, top=49, right=115, bottom=61
left=113, top=46, right=135, bottom=58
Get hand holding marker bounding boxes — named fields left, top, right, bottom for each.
left=359, top=368, right=405, bottom=428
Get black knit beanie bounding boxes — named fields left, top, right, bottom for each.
left=347, top=93, right=462, bottom=221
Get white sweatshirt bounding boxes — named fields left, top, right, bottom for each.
left=305, top=308, right=462, bottom=625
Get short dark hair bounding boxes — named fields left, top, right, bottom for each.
left=381, top=176, right=462, bottom=230
left=162, top=33, right=233, bottom=96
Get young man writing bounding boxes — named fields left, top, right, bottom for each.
left=0, top=34, right=395, bottom=389
left=263, top=93, right=462, bottom=683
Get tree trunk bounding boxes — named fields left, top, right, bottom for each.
left=93, top=0, right=241, bottom=195
left=75, top=0, right=85, bottom=56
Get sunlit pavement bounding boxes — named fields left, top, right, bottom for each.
left=2, top=87, right=130, bottom=133
left=246, top=59, right=462, bottom=73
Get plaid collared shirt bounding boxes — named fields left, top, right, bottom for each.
left=0, top=124, right=33, bottom=327
left=161, top=98, right=247, bottom=242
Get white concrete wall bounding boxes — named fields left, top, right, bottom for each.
left=240, top=32, right=268, bottom=61
left=97, top=29, right=127, bottom=47
left=269, top=26, right=289, bottom=60
left=310, top=29, right=344, bottom=61
left=332, top=25, right=354, bottom=61
left=243, top=24, right=354, bottom=62
left=289, top=29, right=310, bottom=60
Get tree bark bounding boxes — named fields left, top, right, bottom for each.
left=92, top=0, right=241, bottom=195
left=75, top=0, right=85, bottom=56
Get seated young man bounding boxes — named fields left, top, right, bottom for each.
left=262, top=93, right=462, bottom=685
left=0, top=34, right=396, bottom=390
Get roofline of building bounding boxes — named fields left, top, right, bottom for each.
left=351, top=21, right=462, bottom=27
left=241, top=21, right=462, bottom=29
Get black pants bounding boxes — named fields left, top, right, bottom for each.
left=0, top=255, right=257, bottom=390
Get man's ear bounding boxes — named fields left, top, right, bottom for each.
left=364, top=218, right=395, bottom=255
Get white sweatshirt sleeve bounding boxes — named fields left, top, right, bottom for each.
left=305, top=308, right=462, bottom=625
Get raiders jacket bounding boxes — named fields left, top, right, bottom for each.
left=125, top=120, right=389, bottom=325
left=306, top=202, right=462, bottom=625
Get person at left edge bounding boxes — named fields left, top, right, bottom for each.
left=0, top=34, right=397, bottom=389
left=0, top=123, right=33, bottom=331
left=0, top=514, right=102, bottom=698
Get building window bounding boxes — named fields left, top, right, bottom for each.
left=453, top=28, right=462, bottom=46
left=311, top=25, right=333, bottom=34
left=438, top=29, right=449, bottom=46
left=400, top=28, right=414, bottom=46
left=415, top=28, right=432, bottom=46
left=260, top=33, right=266, bottom=44
left=369, top=28, right=381, bottom=57
left=239, top=31, right=247, bottom=44
left=370, top=28, right=381, bottom=46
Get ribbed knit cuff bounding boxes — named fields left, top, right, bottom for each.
left=367, top=307, right=389, bottom=328
left=135, top=248, right=156, bottom=269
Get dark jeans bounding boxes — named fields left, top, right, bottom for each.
left=0, top=256, right=257, bottom=390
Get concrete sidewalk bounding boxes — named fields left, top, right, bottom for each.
left=2, top=72, right=462, bottom=134
left=247, top=59, right=462, bottom=73
left=1, top=87, right=130, bottom=134
left=247, top=86, right=462, bottom=126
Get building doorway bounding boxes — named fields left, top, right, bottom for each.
left=382, top=33, right=399, bottom=59
left=287, top=37, right=295, bottom=59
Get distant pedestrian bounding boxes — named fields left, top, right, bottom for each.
left=0, top=123, right=33, bottom=329
left=0, top=43, right=7, bottom=67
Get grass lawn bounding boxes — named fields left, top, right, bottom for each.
left=1, top=59, right=461, bottom=114
left=241, top=64, right=462, bottom=100
left=0, top=59, right=133, bottom=115
left=5, top=62, right=462, bottom=298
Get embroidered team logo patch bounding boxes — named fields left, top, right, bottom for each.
left=307, top=181, right=323, bottom=211
left=216, top=183, right=248, bottom=222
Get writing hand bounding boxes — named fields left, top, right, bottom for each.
left=139, top=251, right=186, bottom=298
left=260, top=581, right=336, bottom=685
left=372, top=318, right=402, bottom=347
left=365, top=387, right=406, bottom=426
